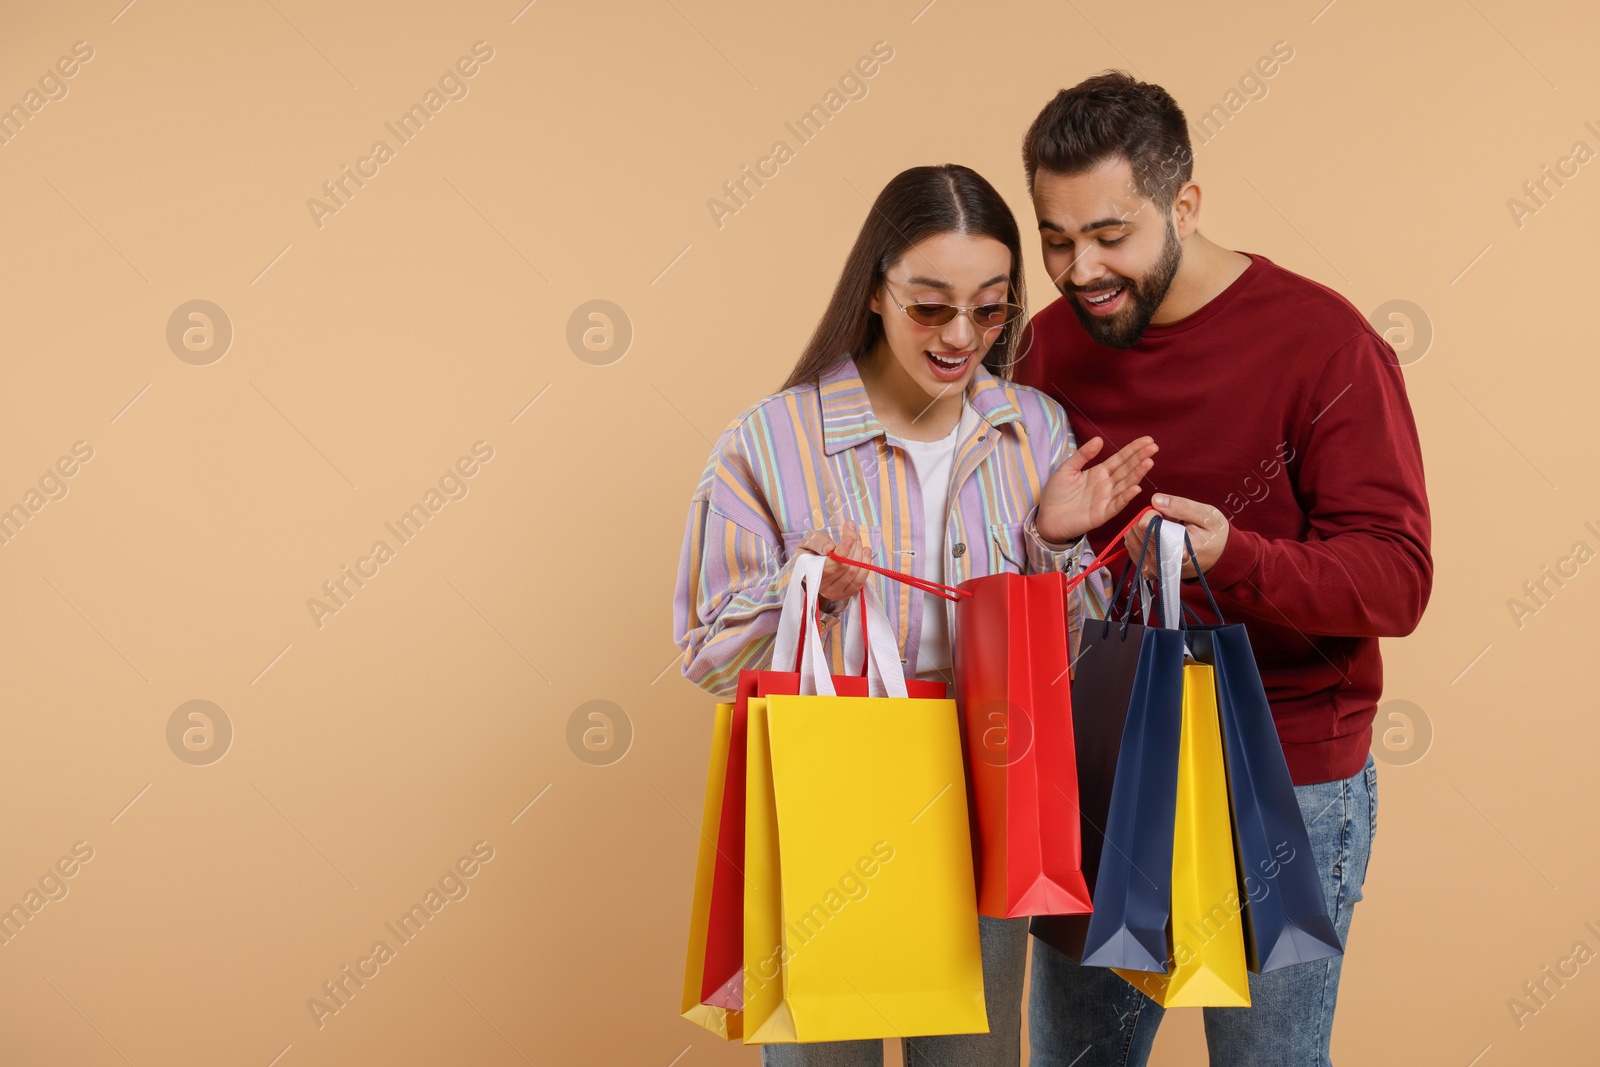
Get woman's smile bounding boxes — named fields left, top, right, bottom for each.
left=924, top=347, right=976, bottom=381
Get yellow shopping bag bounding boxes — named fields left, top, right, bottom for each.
left=1115, top=662, right=1251, bottom=1007
left=679, top=701, right=742, bottom=1040
left=742, top=692, right=989, bottom=1044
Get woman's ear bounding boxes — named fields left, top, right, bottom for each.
left=868, top=285, right=883, bottom=316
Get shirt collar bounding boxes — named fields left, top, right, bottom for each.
left=818, top=355, right=1023, bottom=456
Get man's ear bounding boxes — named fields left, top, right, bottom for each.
left=1172, top=180, right=1203, bottom=240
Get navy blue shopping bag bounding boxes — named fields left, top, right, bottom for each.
left=1187, top=623, right=1343, bottom=972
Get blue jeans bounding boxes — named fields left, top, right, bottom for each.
left=760, top=914, right=1029, bottom=1067
left=1029, top=754, right=1378, bottom=1067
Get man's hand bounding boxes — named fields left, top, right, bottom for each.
left=1036, top=436, right=1159, bottom=545
left=1123, top=494, right=1230, bottom=578
left=796, top=519, right=872, bottom=601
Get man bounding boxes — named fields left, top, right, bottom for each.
left=1015, top=72, right=1432, bottom=1065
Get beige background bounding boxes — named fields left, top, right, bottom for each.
left=0, top=0, right=1595, bottom=1063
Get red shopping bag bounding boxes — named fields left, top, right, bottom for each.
left=954, top=570, right=1093, bottom=918
left=699, top=560, right=946, bottom=1010
left=826, top=543, right=1139, bottom=920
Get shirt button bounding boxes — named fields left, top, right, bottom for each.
left=952, top=543, right=966, bottom=558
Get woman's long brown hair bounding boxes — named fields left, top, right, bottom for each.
left=780, top=164, right=1027, bottom=391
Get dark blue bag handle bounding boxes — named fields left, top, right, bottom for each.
left=1102, top=514, right=1224, bottom=640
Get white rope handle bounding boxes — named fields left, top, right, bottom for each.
left=1157, top=518, right=1184, bottom=632
left=770, top=552, right=813, bottom=677
left=846, top=578, right=909, bottom=698
left=770, top=554, right=835, bottom=696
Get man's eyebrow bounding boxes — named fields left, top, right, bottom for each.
left=903, top=273, right=1008, bottom=289
left=1037, top=216, right=1134, bottom=234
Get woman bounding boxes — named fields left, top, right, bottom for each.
left=672, top=164, right=1156, bottom=1066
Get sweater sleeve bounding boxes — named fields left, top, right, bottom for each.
left=1203, top=331, right=1433, bottom=637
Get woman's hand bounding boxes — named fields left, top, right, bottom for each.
left=795, top=520, right=872, bottom=602
left=1035, top=436, right=1159, bottom=544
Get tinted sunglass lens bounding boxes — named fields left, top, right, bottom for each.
left=973, top=305, right=1005, bottom=327
left=974, top=304, right=1020, bottom=328
left=908, top=303, right=957, bottom=327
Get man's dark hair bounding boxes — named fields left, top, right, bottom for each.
left=1022, top=71, right=1193, bottom=208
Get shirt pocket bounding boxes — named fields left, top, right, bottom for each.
left=988, top=520, right=1029, bottom=575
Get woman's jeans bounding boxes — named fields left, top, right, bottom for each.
left=1029, top=753, right=1379, bottom=1067
left=759, top=914, right=1030, bottom=1067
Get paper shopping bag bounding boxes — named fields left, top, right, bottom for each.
left=678, top=700, right=742, bottom=1040
left=700, top=565, right=946, bottom=1012
left=1188, top=625, right=1343, bottom=972
left=741, top=690, right=988, bottom=1044
left=701, top=670, right=946, bottom=1010
left=1114, top=661, right=1251, bottom=1006
left=954, top=569, right=1093, bottom=918
left=1075, top=621, right=1187, bottom=971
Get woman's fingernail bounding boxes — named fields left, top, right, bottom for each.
left=1152, top=494, right=1170, bottom=507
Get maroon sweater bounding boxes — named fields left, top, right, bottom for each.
left=1018, top=252, right=1432, bottom=784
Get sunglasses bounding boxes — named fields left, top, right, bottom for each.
left=883, top=282, right=1024, bottom=330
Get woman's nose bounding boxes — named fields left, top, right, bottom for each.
left=940, top=312, right=976, bottom=348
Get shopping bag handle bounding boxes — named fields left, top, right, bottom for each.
left=770, top=554, right=837, bottom=696
left=795, top=551, right=929, bottom=696
left=825, top=505, right=1160, bottom=598
left=1131, top=515, right=1225, bottom=634
left=1060, top=505, right=1158, bottom=594
left=1087, top=509, right=1224, bottom=640
left=1107, top=512, right=1161, bottom=637
left=1102, top=557, right=1145, bottom=627
left=1120, top=572, right=1203, bottom=630
left=772, top=553, right=813, bottom=674
left=824, top=551, right=974, bottom=602
left=849, top=577, right=910, bottom=698
left=771, top=554, right=907, bottom=695
left=806, top=591, right=871, bottom=676
left=1033, top=503, right=1163, bottom=619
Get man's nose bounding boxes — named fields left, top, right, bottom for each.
left=1068, top=249, right=1104, bottom=290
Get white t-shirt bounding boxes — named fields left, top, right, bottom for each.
left=900, top=401, right=979, bottom=677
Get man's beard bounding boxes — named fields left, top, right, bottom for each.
left=1064, top=220, right=1182, bottom=349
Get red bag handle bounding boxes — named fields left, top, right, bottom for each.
left=1061, top=505, right=1159, bottom=591
left=824, top=551, right=973, bottom=602
left=826, top=504, right=1159, bottom=598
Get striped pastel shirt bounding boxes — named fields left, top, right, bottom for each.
left=673, top=355, right=1111, bottom=696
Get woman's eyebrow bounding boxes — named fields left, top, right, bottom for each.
left=903, top=273, right=1008, bottom=289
